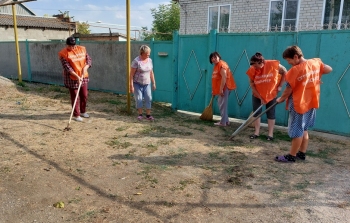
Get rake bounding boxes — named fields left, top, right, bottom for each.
left=64, top=80, right=83, bottom=131
left=229, top=102, right=278, bottom=140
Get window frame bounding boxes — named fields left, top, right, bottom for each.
left=268, top=0, right=300, bottom=32
left=322, top=0, right=348, bottom=30
left=207, top=4, right=231, bottom=33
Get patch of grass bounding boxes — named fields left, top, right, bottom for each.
left=157, top=139, right=173, bottom=145
left=172, top=152, right=187, bottom=159
left=179, top=118, right=214, bottom=127
left=151, top=102, right=175, bottom=118
left=139, top=125, right=193, bottom=136
left=217, top=141, right=234, bottom=147
left=115, top=126, right=129, bottom=131
left=80, top=210, right=96, bottom=220
left=1, top=166, right=11, bottom=173
left=294, top=180, right=310, bottom=190
left=68, top=197, right=82, bottom=204
left=17, top=81, right=26, bottom=87
left=162, top=201, right=175, bottom=207
left=307, top=147, right=340, bottom=162
left=271, top=190, right=283, bottom=198
left=49, top=85, right=66, bottom=93
left=200, top=183, right=211, bottom=189
left=274, top=130, right=291, bottom=141
left=107, top=194, right=119, bottom=199
left=76, top=168, right=86, bottom=175
left=137, top=165, right=159, bottom=185
left=288, top=194, right=304, bottom=200
left=171, top=179, right=196, bottom=191
left=106, top=139, right=132, bottom=149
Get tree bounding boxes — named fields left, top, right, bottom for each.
left=142, top=1, right=180, bottom=41
left=77, top=22, right=91, bottom=34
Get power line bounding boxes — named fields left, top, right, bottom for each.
left=29, top=8, right=151, bottom=12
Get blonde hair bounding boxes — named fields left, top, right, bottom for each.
left=139, top=45, right=151, bottom=55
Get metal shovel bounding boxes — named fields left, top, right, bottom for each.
left=229, top=102, right=278, bottom=140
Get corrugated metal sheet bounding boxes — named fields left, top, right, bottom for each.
left=0, top=4, right=35, bottom=16
left=0, top=14, right=75, bottom=30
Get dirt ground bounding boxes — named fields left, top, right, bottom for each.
left=0, top=76, right=350, bottom=223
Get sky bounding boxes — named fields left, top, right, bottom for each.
left=23, top=0, right=170, bottom=35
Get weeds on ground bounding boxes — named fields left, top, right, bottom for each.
left=106, top=138, right=132, bottom=149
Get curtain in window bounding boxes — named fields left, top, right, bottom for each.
left=208, top=5, right=230, bottom=33
left=208, top=7, right=219, bottom=31
left=324, top=0, right=341, bottom=29
left=283, top=0, right=298, bottom=31
left=219, top=5, right=230, bottom=32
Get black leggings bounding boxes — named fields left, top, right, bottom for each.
left=252, top=95, right=276, bottom=119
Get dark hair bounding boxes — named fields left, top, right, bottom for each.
left=209, top=52, right=221, bottom=64
left=66, top=37, right=76, bottom=46
left=250, top=52, right=265, bottom=65
left=282, top=45, right=303, bottom=59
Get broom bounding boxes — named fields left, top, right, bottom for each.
left=200, top=95, right=214, bottom=121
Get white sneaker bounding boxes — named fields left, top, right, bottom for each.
left=81, top=113, right=90, bottom=118
left=74, top=116, right=83, bottom=122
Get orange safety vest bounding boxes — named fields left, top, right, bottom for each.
left=285, top=58, right=324, bottom=114
left=58, top=46, right=88, bottom=80
left=212, top=60, right=236, bottom=95
left=246, top=60, right=280, bottom=103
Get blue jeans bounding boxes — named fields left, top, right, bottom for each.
left=133, top=82, right=152, bottom=109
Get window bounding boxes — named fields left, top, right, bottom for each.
left=323, top=0, right=350, bottom=29
left=269, top=0, right=299, bottom=31
left=208, top=5, right=231, bottom=33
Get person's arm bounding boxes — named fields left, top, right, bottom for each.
left=129, top=67, right=136, bottom=93
left=276, top=85, right=292, bottom=103
left=150, top=70, right=156, bottom=91
left=220, top=67, right=227, bottom=95
left=249, top=78, right=264, bottom=103
left=59, top=57, right=81, bottom=81
left=277, top=64, right=287, bottom=91
left=82, top=53, right=92, bottom=78
left=323, top=64, right=333, bottom=74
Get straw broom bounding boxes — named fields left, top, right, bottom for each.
left=200, top=95, right=214, bottom=121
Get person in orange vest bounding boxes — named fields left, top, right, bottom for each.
left=246, top=52, right=287, bottom=140
left=275, top=45, right=332, bottom=162
left=209, top=52, right=237, bottom=126
left=58, top=37, right=92, bottom=122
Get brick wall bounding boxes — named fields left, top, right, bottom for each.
left=179, top=0, right=326, bottom=34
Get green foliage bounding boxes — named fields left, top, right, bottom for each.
left=142, top=1, right=180, bottom=41
left=77, top=22, right=91, bottom=34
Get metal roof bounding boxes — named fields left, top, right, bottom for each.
left=0, top=14, right=75, bottom=30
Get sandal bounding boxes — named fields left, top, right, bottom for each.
left=249, top=134, right=259, bottom=139
left=266, top=136, right=274, bottom=141
left=275, top=154, right=296, bottom=163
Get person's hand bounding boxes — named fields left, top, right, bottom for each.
left=276, top=97, right=283, bottom=103
left=130, top=86, right=134, bottom=93
left=152, top=83, right=156, bottom=91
